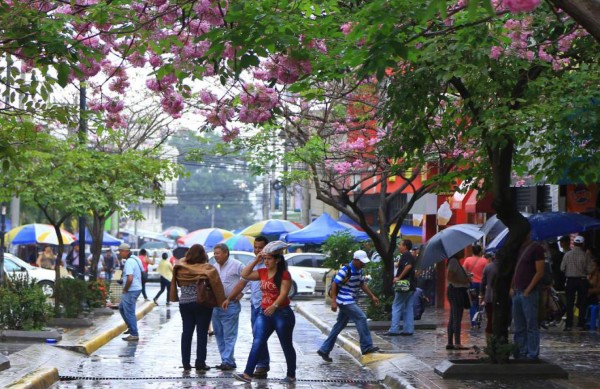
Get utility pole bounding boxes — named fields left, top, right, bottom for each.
left=0, top=55, right=12, bottom=284
left=78, top=82, right=87, bottom=278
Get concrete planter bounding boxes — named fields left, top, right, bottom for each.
left=0, top=328, right=62, bottom=342
left=434, top=358, right=569, bottom=379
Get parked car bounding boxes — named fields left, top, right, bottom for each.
left=3, top=253, right=71, bottom=297
left=207, top=250, right=315, bottom=298
left=284, top=253, right=328, bottom=293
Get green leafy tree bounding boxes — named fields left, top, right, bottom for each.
left=164, top=130, right=257, bottom=230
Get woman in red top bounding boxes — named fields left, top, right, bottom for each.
left=234, top=241, right=296, bottom=384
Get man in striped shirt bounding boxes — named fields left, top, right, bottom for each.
left=317, top=250, right=381, bottom=362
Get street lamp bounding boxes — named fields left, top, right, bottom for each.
left=205, top=204, right=221, bottom=228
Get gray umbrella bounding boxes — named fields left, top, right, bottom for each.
left=480, top=213, right=530, bottom=241
left=417, top=224, right=484, bottom=269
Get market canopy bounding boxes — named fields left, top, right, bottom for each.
left=282, top=213, right=370, bottom=244
left=74, top=229, right=122, bottom=246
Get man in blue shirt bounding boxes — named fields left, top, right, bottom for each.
left=118, top=243, right=143, bottom=341
left=222, top=235, right=271, bottom=377
left=317, top=250, right=380, bottom=362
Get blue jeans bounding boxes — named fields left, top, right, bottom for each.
left=318, top=303, right=374, bottom=354
left=244, top=306, right=296, bottom=378
left=251, top=305, right=270, bottom=369
left=512, top=289, right=540, bottom=359
left=119, top=290, right=142, bottom=336
left=389, top=291, right=415, bottom=334
left=153, top=277, right=171, bottom=303
left=179, top=302, right=213, bottom=367
left=212, top=300, right=241, bottom=366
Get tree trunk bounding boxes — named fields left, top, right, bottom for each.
left=552, top=0, right=600, bottom=44
left=51, top=224, right=65, bottom=317
left=488, top=139, right=530, bottom=361
left=89, top=214, right=108, bottom=281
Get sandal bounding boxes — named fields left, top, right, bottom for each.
left=445, top=344, right=454, bottom=350
left=233, top=373, right=252, bottom=383
left=454, top=345, right=470, bottom=350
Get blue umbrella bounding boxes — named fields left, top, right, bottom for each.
left=75, top=229, right=123, bottom=246
left=282, top=213, right=369, bottom=244
left=486, top=212, right=600, bottom=252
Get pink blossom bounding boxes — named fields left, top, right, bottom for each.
left=145, top=78, right=161, bottom=92
left=221, top=126, right=240, bottom=142
left=104, top=99, right=125, bottom=114
left=161, top=92, right=184, bottom=118
left=340, top=22, right=353, bottom=35
left=504, top=0, right=541, bottom=13
left=199, top=90, right=218, bottom=104
left=149, top=54, right=163, bottom=68
left=128, top=52, right=146, bottom=67
left=332, top=162, right=352, bottom=175
left=54, top=5, right=72, bottom=14
left=189, top=20, right=211, bottom=36
left=307, top=39, right=328, bottom=54
left=537, top=46, right=553, bottom=62
left=87, top=99, right=104, bottom=112
left=106, top=113, right=127, bottom=129
left=108, top=77, right=130, bottom=94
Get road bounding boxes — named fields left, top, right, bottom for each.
left=51, top=283, right=386, bottom=388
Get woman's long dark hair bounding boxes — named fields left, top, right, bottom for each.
left=185, top=244, right=208, bottom=264
left=273, top=253, right=288, bottom=290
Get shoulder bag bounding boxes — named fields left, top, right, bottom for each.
left=196, top=278, right=218, bottom=308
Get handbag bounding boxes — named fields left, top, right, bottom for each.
left=196, top=278, right=218, bottom=308
left=394, top=279, right=411, bottom=293
left=461, top=287, right=471, bottom=310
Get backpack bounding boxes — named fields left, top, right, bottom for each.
left=327, top=265, right=352, bottom=298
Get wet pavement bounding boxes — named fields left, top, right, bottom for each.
left=4, top=282, right=600, bottom=388
left=50, top=284, right=385, bottom=389
left=298, top=299, right=600, bottom=389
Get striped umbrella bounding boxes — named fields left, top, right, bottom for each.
left=239, top=219, right=301, bottom=237
left=222, top=234, right=255, bottom=252
left=6, top=223, right=76, bottom=245
left=162, top=226, right=189, bottom=239
left=177, top=228, right=234, bottom=250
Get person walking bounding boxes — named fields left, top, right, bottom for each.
left=222, top=235, right=270, bottom=378
left=138, top=249, right=154, bottom=301
left=211, top=243, right=245, bottom=370
left=387, top=239, right=417, bottom=336
left=101, top=250, right=116, bottom=282
left=118, top=243, right=144, bottom=341
left=446, top=250, right=470, bottom=350
left=317, top=250, right=380, bottom=361
left=153, top=252, right=174, bottom=305
left=561, top=236, right=593, bottom=331
left=512, top=233, right=545, bottom=359
left=170, top=244, right=225, bottom=371
left=463, top=244, right=486, bottom=327
left=233, top=241, right=297, bottom=384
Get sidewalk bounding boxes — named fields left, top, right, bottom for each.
left=0, top=301, right=155, bottom=389
left=295, top=299, right=600, bottom=389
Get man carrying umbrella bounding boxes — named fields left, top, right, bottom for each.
left=118, top=243, right=144, bottom=342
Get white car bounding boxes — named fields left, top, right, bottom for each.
left=207, top=250, right=315, bottom=298
left=3, top=253, right=69, bottom=297
left=284, top=253, right=328, bottom=294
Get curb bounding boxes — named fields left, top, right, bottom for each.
left=57, top=301, right=155, bottom=355
left=5, top=367, right=59, bottom=389
left=295, top=303, right=417, bottom=389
